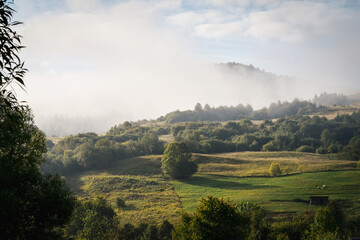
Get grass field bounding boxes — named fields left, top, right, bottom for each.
left=64, top=152, right=360, bottom=224
left=194, top=151, right=356, bottom=177
left=65, top=156, right=182, bottom=225
left=172, top=170, right=360, bottom=213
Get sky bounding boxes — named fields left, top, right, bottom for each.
left=12, top=0, right=360, bottom=135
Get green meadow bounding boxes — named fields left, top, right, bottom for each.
left=172, top=170, right=360, bottom=213
left=64, top=152, right=360, bottom=224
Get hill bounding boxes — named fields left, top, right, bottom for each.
left=62, top=152, right=359, bottom=225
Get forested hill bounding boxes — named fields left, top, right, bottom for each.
left=162, top=99, right=318, bottom=124
left=158, top=92, right=359, bottom=124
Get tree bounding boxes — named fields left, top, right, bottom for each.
left=304, top=201, right=347, bottom=240
left=65, top=197, right=118, bottom=240
left=269, top=162, right=282, bottom=176
left=321, top=129, right=332, bottom=148
left=0, top=1, right=76, bottom=238
left=161, top=141, right=197, bottom=179
left=176, top=196, right=248, bottom=240
left=344, top=137, right=360, bottom=161
left=194, top=103, right=203, bottom=112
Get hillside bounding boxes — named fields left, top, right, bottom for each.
left=63, top=152, right=359, bottom=225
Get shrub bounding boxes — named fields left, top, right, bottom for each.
left=262, top=141, right=277, bottom=151
left=327, top=144, right=339, bottom=153
left=296, top=145, right=315, bottom=153
left=316, top=147, right=327, bottom=154
left=116, top=197, right=126, bottom=209
left=269, top=162, right=282, bottom=176
left=276, top=233, right=290, bottom=240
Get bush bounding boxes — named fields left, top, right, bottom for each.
left=327, top=144, right=339, bottom=153
left=262, top=141, right=277, bottom=151
left=316, top=147, right=327, bottom=154
left=116, top=197, right=126, bottom=209
left=269, top=162, right=282, bottom=176
left=284, top=167, right=292, bottom=175
left=161, top=141, right=197, bottom=179
left=296, top=145, right=315, bottom=153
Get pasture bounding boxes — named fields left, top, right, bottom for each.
left=64, top=152, right=360, bottom=224
left=172, top=170, right=360, bottom=213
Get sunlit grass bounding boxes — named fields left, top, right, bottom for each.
left=194, top=152, right=356, bottom=177
left=172, top=170, right=360, bottom=214
left=64, top=152, right=359, bottom=224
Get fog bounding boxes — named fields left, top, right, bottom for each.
left=14, top=0, right=360, bottom=136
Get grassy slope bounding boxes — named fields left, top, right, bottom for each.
left=65, top=156, right=183, bottom=225
left=172, top=170, right=360, bottom=213
left=174, top=152, right=359, bottom=213
left=64, top=152, right=360, bottom=224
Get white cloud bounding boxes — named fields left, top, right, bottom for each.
left=179, top=1, right=360, bottom=44
left=13, top=0, right=360, bottom=135
left=204, top=0, right=285, bottom=8
left=167, top=10, right=236, bottom=28
left=65, top=0, right=102, bottom=11
left=194, top=21, right=244, bottom=39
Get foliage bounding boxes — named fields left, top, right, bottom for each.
left=269, top=162, right=282, bottom=176
left=161, top=141, right=197, bottom=179
left=297, top=145, right=315, bottom=153
left=312, top=201, right=345, bottom=233
left=0, top=0, right=27, bottom=108
left=43, top=125, right=165, bottom=174
left=343, top=137, right=360, bottom=160
left=0, top=2, right=76, bottom=238
left=163, top=98, right=318, bottom=124
left=176, top=196, right=248, bottom=240
left=262, top=141, right=277, bottom=151
left=64, top=197, right=118, bottom=239
left=43, top=111, right=360, bottom=174
left=64, top=197, right=175, bottom=240
left=171, top=113, right=360, bottom=155
left=316, top=147, right=327, bottom=154
left=115, top=197, right=126, bottom=209
left=270, top=212, right=313, bottom=240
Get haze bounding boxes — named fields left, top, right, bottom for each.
left=14, top=0, right=360, bottom=136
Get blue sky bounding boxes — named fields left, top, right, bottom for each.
left=12, top=0, right=360, bottom=134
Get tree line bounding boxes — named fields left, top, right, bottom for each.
left=43, top=111, right=360, bottom=174
left=163, top=99, right=318, bottom=124
left=172, top=113, right=360, bottom=158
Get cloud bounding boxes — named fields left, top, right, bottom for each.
left=194, top=21, right=243, bottom=39
left=180, top=1, right=360, bottom=44
left=13, top=0, right=360, bottom=135
left=65, top=0, right=102, bottom=11
left=167, top=10, right=233, bottom=28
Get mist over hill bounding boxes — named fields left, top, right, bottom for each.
left=36, top=63, right=357, bottom=137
